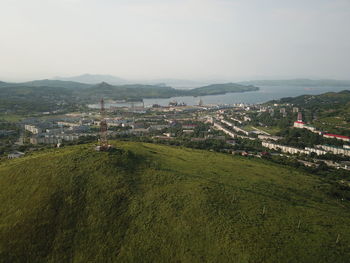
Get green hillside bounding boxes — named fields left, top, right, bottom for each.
left=0, top=141, right=349, bottom=262
left=267, top=90, right=350, bottom=135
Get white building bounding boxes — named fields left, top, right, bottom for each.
left=230, top=117, right=243, bottom=124
left=319, top=145, right=350, bottom=157
left=25, top=125, right=41, bottom=134
left=8, top=151, right=25, bottom=159
left=243, top=116, right=252, bottom=122
left=262, top=142, right=318, bottom=155
left=30, top=134, right=79, bottom=144
left=213, top=122, right=236, bottom=138
left=305, top=147, right=328, bottom=156
left=323, top=134, right=350, bottom=142
left=293, top=121, right=318, bottom=133
left=220, top=120, right=249, bottom=136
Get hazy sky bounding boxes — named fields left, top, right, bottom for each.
left=1, top=0, right=350, bottom=81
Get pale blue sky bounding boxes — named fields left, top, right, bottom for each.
left=0, top=0, right=349, bottom=81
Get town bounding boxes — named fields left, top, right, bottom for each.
left=2, top=98, right=350, bottom=172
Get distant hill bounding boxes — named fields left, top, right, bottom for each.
left=188, top=83, right=259, bottom=96
left=146, top=78, right=209, bottom=88
left=0, top=141, right=349, bottom=262
left=81, top=82, right=179, bottom=101
left=241, top=79, right=350, bottom=87
left=81, top=82, right=258, bottom=101
left=0, top=79, right=91, bottom=89
left=267, top=90, right=350, bottom=109
left=22, top=79, right=92, bottom=89
left=86, top=82, right=257, bottom=101
left=55, top=74, right=127, bottom=85
left=0, top=80, right=259, bottom=113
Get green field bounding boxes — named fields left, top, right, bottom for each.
left=314, top=116, right=350, bottom=133
left=0, top=141, right=349, bottom=262
left=0, top=114, right=24, bottom=122
left=258, top=126, right=281, bottom=135
left=242, top=125, right=281, bottom=135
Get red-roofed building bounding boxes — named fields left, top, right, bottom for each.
left=294, top=121, right=306, bottom=128
left=294, top=112, right=306, bottom=128
left=323, top=133, right=350, bottom=142
left=293, top=113, right=317, bottom=132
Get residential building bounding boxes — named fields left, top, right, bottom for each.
left=25, top=125, right=42, bottom=134
left=323, top=134, right=350, bottom=142
left=319, top=145, right=350, bottom=157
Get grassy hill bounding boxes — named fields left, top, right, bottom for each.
left=0, top=141, right=349, bottom=262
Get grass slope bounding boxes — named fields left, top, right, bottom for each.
left=0, top=141, right=349, bottom=263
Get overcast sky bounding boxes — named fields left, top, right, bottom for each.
left=1, top=0, right=349, bottom=81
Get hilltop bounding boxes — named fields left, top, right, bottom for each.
left=1, top=141, right=349, bottom=262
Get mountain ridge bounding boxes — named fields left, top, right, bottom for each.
left=54, top=73, right=127, bottom=85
